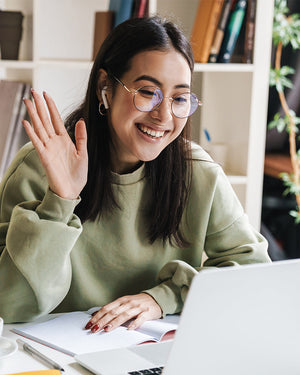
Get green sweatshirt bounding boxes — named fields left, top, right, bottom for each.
left=0, top=142, right=270, bottom=323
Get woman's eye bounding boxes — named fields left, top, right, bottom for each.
left=140, top=90, right=155, bottom=97
left=174, top=95, right=188, bottom=104
left=138, top=87, right=158, bottom=98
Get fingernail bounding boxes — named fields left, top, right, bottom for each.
left=91, top=324, right=100, bottom=333
left=104, top=324, right=112, bottom=331
left=85, top=321, right=93, bottom=330
left=31, top=88, right=35, bottom=93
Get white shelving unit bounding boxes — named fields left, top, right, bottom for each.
left=0, top=0, right=274, bottom=230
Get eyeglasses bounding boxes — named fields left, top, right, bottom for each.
left=111, top=74, right=202, bottom=119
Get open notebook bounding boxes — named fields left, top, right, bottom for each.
left=12, top=309, right=179, bottom=356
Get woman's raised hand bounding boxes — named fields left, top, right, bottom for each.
left=23, top=90, right=88, bottom=200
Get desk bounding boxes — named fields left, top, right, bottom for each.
left=264, top=153, right=293, bottom=179
left=1, top=322, right=174, bottom=374
left=1, top=323, right=91, bottom=375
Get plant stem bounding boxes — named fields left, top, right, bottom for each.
left=275, top=40, right=300, bottom=211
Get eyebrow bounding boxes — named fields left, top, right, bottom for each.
left=134, top=75, right=190, bottom=89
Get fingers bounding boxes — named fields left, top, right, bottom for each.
left=22, top=119, right=45, bottom=154
left=85, top=294, right=162, bottom=333
left=74, top=119, right=88, bottom=157
left=43, top=91, right=67, bottom=136
left=23, top=89, right=67, bottom=145
left=30, top=89, right=54, bottom=137
left=23, top=97, right=50, bottom=144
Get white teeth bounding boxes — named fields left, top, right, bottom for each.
left=139, top=125, right=164, bottom=138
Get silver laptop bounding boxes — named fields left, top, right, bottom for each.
left=75, top=259, right=300, bottom=375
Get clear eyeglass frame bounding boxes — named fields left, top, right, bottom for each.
left=111, top=74, right=202, bottom=119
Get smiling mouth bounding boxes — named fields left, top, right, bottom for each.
left=137, top=124, right=166, bottom=138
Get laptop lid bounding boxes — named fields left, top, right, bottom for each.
left=75, top=259, right=300, bottom=375
left=163, top=259, right=300, bottom=375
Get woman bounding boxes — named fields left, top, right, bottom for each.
left=0, top=17, right=270, bottom=329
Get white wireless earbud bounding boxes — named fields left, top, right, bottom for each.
left=101, top=86, right=109, bottom=109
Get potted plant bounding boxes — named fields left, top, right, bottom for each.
left=268, top=0, right=300, bottom=222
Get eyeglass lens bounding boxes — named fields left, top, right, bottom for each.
left=133, top=86, right=199, bottom=118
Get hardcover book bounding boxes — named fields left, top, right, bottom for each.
left=190, top=0, right=225, bottom=63
left=217, top=0, right=247, bottom=63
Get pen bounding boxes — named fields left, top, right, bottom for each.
left=17, top=339, right=65, bottom=372
left=203, top=128, right=211, bottom=142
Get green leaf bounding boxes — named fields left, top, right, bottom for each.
left=280, top=66, right=295, bottom=75
left=289, top=210, right=300, bottom=224
left=280, top=76, right=294, bottom=89
left=268, top=114, right=286, bottom=132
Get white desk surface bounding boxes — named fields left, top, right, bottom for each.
left=0, top=322, right=92, bottom=375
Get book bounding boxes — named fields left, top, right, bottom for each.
left=243, top=0, right=256, bottom=63
left=12, top=310, right=179, bottom=357
left=217, top=0, right=247, bottom=63
left=132, top=0, right=148, bottom=18
left=109, top=0, right=135, bottom=28
left=208, top=0, right=234, bottom=63
left=0, top=80, right=30, bottom=180
left=190, top=0, right=225, bottom=63
left=92, top=11, right=114, bottom=60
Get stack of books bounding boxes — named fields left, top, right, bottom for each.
left=190, top=0, right=256, bottom=64
left=0, top=80, right=30, bottom=180
left=92, top=0, right=149, bottom=60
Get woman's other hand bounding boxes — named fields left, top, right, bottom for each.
left=23, top=90, right=88, bottom=200
left=85, top=293, right=163, bottom=333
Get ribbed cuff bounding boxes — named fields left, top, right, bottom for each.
left=143, top=279, right=183, bottom=317
left=35, top=188, right=81, bottom=224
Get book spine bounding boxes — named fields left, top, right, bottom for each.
left=217, top=0, right=247, bottom=63
left=137, top=0, right=148, bottom=17
left=199, top=0, right=225, bottom=63
left=208, top=0, right=234, bottom=63
left=113, top=0, right=134, bottom=27
left=92, top=11, right=114, bottom=60
left=190, top=0, right=214, bottom=63
left=243, top=0, right=256, bottom=63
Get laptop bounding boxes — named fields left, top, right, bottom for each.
left=75, top=259, right=300, bottom=375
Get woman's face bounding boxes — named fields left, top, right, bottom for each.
left=107, top=48, right=192, bottom=174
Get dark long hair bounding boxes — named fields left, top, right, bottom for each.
left=65, top=16, right=194, bottom=248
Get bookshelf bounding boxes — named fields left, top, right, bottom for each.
left=0, top=0, right=274, bottom=230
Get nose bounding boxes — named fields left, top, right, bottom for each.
left=149, top=97, right=173, bottom=123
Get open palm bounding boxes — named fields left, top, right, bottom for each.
left=23, top=90, right=88, bottom=200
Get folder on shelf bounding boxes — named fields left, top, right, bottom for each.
left=0, top=80, right=30, bottom=180
left=190, top=0, right=225, bottom=63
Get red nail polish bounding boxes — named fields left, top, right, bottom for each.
left=91, top=324, right=100, bottom=333
left=85, top=321, right=93, bottom=329
left=104, top=324, right=112, bottom=331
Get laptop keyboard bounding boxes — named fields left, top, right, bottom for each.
left=128, top=367, right=164, bottom=374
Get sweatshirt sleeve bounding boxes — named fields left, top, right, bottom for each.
left=0, top=144, right=82, bottom=323
left=144, top=158, right=270, bottom=316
